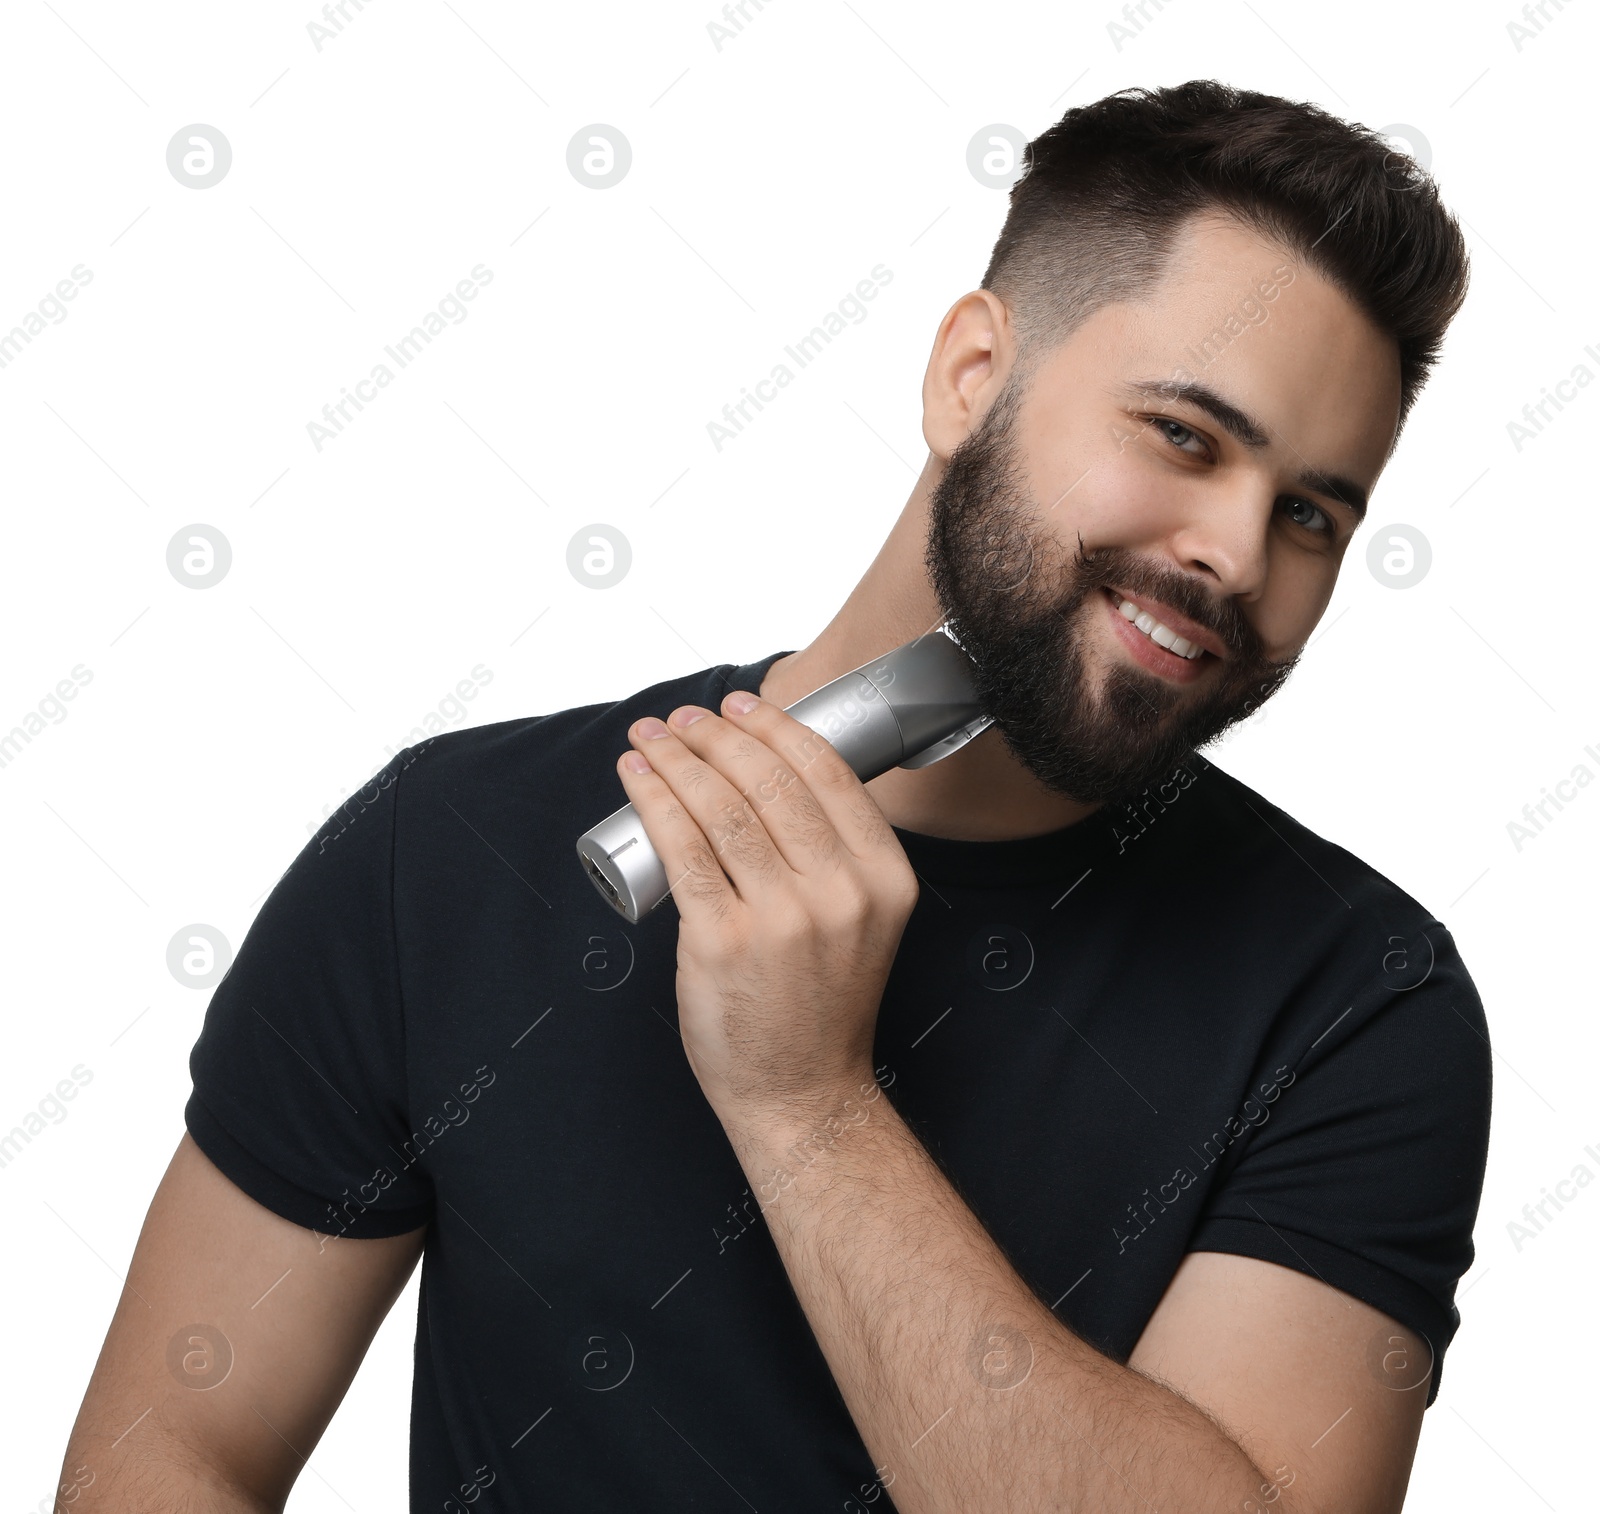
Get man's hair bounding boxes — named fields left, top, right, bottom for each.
left=981, top=80, right=1470, bottom=444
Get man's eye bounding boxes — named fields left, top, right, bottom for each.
left=1151, top=417, right=1207, bottom=455
left=1281, top=497, right=1331, bottom=532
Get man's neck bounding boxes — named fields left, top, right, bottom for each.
left=755, top=467, right=1099, bottom=845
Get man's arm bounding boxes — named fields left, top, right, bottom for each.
left=1129, top=1248, right=1427, bottom=1512
left=54, top=1133, right=425, bottom=1511
left=724, top=1094, right=1425, bottom=1514
left=612, top=689, right=1434, bottom=1513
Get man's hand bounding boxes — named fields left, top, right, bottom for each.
left=615, top=687, right=919, bottom=1134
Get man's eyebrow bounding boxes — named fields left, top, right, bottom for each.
left=1121, top=378, right=1369, bottom=521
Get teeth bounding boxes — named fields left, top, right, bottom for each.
left=1116, top=597, right=1205, bottom=660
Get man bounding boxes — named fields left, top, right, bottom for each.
left=58, top=80, right=1489, bottom=1512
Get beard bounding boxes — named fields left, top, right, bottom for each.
left=924, top=380, right=1300, bottom=807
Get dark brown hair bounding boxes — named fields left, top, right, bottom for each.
left=981, top=80, right=1469, bottom=443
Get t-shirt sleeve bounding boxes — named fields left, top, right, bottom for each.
left=1186, top=922, right=1492, bottom=1407
left=184, top=745, right=434, bottom=1238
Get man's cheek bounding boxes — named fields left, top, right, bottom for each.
left=1073, top=458, right=1186, bottom=547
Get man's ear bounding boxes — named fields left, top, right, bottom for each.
left=922, top=290, right=1016, bottom=460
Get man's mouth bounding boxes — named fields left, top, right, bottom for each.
left=1110, top=593, right=1209, bottom=660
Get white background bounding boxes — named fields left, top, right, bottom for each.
left=1, top=1, right=1593, bottom=1508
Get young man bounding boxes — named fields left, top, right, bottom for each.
left=59, top=81, right=1489, bottom=1512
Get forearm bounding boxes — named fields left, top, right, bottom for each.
left=724, top=1084, right=1271, bottom=1514
left=55, top=1415, right=274, bottom=1514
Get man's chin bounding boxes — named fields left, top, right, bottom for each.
left=1001, top=688, right=1226, bottom=807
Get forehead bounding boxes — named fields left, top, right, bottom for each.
left=1022, top=210, right=1403, bottom=485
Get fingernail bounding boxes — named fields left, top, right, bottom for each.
left=636, top=717, right=670, bottom=739
left=623, top=751, right=651, bottom=772
left=671, top=706, right=708, bottom=728
left=725, top=690, right=758, bottom=715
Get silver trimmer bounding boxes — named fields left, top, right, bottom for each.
left=576, top=622, right=993, bottom=923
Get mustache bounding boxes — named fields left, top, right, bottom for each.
left=1064, top=538, right=1274, bottom=666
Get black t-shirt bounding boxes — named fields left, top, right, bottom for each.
left=186, top=648, right=1492, bottom=1508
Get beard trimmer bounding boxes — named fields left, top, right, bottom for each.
left=576, top=621, right=992, bottom=923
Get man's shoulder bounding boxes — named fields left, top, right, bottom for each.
left=1175, top=758, right=1491, bottom=1151
left=1180, top=754, right=1443, bottom=931
left=1171, top=758, right=1483, bottom=1026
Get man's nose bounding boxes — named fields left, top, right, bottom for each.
left=1166, top=482, right=1272, bottom=602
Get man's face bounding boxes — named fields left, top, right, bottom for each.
left=925, top=212, right=1401, bottom=805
